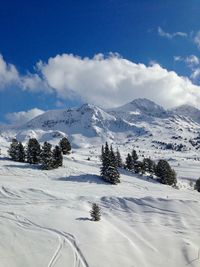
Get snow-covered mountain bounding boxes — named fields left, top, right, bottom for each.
left=109, top=98, right=169, bottom=121
left=1, top=98, right=200, bottom=152
left=171, top=104, right=200, bottom=124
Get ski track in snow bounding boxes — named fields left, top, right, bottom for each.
left=0, top=212, right=89, bottom=267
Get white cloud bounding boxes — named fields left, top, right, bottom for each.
left=194, top=31, right=200, bottom=48
left=185, top=55, right=199, bottom=66
left=37, top=53, right=200, bottom=109
left=174, top=55, right=199, bottom=67
left=158, top=27, right=187, bottom=39
left=0, top=54, right=50, bottom=92
left=2, top=52, right=200, bottom=110
left=6, top=108, right=45, bottom=125
left=190, top=68, right=200, bottom=80
left=0, top=55, right=20, bottom=88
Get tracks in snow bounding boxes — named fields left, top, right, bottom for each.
left=0, top=213, right=89, bottom=267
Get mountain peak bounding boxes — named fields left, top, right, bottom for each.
left=110, top=98, right=168, bottom=118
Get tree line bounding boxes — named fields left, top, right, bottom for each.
left=100, top=142, right=177, bottom=186
left=8, top=137, right=71, bottom=170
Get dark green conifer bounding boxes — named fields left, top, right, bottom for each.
left=26, top=138, right=41, bottom=164
left=52, top=145, right=63, bottom=168
left=116, top=148, right=123, bottom=168
left=155, top=160, right=177, bottom=186
left=40, top=142, right=53, bottom=170
left=8, top=138, right=19, bottom=161
left=90, top=203, right=101, bottom=221
left=59, top=137, right=71, bottom=155
left=125, top=153, right=134, bottom=170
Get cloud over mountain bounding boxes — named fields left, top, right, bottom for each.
left=1, top=53, right=200, bottom=109
left=37, top=53, right=200, bottom=109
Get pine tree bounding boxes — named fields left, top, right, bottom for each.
left=100, top=142, right=110, bottom=177
left=8, top=139, right=19, bottom=161
left=52, top=145, right=63, bottom=168
left=110, top=145, right=117, bottom=168
left=59, top=137, right=71, bottom=155
left=16, top=142, right=25, bottom=162
left=26, top=138, right=41, bottom=164
left=194, top=178, right=200, bottom=192
left=100, top=142, right=120, bottom=184
left=132, top=149, right=138, bottom=163
left=104, top=166, right=120, bottom=184
left=116, top=148, right=123, bottom=168
left=155, top=160, right=177, bottom=186
left=40, top=142, right=53, bottom=170
left=134, top=161, right=145, bottom=175
left=125, top=153, right=134, bottom=170
left=142, top=158, right=155, bottom=176
left=90, top=203, right=101, bottom=221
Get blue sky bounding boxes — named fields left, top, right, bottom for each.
left=1, top=0, right=200, bottom=124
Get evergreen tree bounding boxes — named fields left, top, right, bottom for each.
left=59, top=137, right=71, bottom=155
left=194, top=178, right=200, bottom=192
left=16, top=142, right=25, bottom=162
left=110, top=145, right=117, bottom=168
left=142, top=158, right=155, bottom=176
left=155, top=160, right=177, bottom=186
left=100, top=142, right=120, bottom=184
left=116, top=148, right=123, bottom=168
left=40, top=142, right=53, bottom=170
left=104, top=166, right=120, bottom=184
left=26, top=138, right=41, bottom=164
left=125, top=153, right=134, bottom=170
left=52, top=145, right=63, bottom=168
left=132, top=149, right=138, bottom=163
left=8, top=139, right=19, bottom=161
left=134, top=161, right=145, bottom=175
left=90, top=203, right=101, bottom=221
left=100, top=142, right=110, bottom=177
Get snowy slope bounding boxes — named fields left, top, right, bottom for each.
left=0, top=142, right=199, bottom=267
left=171, top=104, right=200, bottom=124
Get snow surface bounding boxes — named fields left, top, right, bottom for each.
left=0, top=139, right=200, bottom=267
left=0, top=98, right=200, bottom=267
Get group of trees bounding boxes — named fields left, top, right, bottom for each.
left=100, top=143, right=177, bottom=186
left=125, top=149, right=176, bottom=185
left=8, top=137, right=71, bottom=170
left=125, top=149, right=177, bottom=186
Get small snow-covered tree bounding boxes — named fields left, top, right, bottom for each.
left=59, top=137, right=71, bottom=155
left=90, top=203, right=101, bottom=221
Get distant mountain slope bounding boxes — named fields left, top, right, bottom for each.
left=171, top=104, right=200, bottom=124
left=1, top=98, right=200, bottom=151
